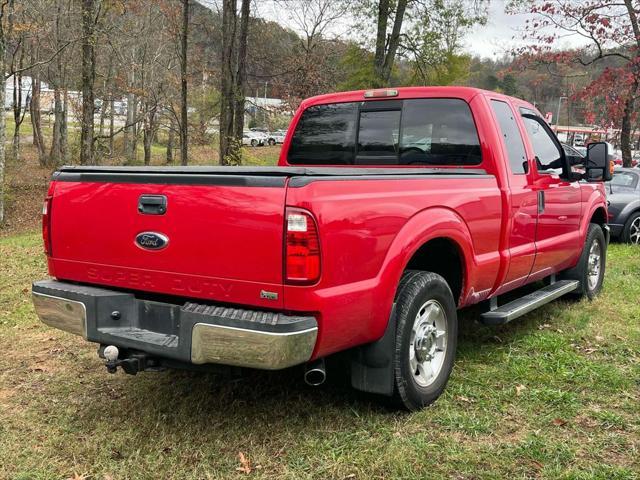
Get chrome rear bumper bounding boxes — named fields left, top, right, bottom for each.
left=32, top=280, right=317, bottom=370
left=32, top=292, right=87, bottom=338
left=191, top=323, right=317, bottom=369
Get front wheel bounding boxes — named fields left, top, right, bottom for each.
left=393, top=271, right=458, bottom=411
left=560, top=223, right=607, bottom=299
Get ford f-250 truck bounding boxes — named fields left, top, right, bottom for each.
left=32, top=87, right=613, bottom=411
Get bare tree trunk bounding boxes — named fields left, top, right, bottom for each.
left=98, top=59, right=112, bottom=137
left=180, top=0, right=189, bottom=165
left=109, top=97, right=114, bottom=156
left=143, top=105, right=157, bottom=166
left=219, top=0, right=237, bottom=165
left=80, top=0, right=96, bottom=165
left=131, top=96, right=138, bottom=161
left=12, top=69, right=22, bottom=162
left=373, top=0, right=389, bottom=86
left=0, top=2, right=9, bottom=225
left=143, top=127, right=152, bottom=165
left=232, top=0, right=250, bottom=143
left=124, top=62, right=135, bottom=161
left=621, top=79, right=637, bottom=168
left=49, top=88, right=64, bottom=165
left=166, top=119, right=175, bottom=164
left=62, top=89, right=69, bottom=164
left=373, top=0, right=408, bottom=86
left=30, top=73, right=46, bottom=165
left=49, top=1, right=67, bottom=166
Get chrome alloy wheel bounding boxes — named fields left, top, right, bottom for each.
left=630, top=217, right=640, bottom=245
left=587, top=239, right=603, bottom=291
left=409, top=299, right=447, bottom=387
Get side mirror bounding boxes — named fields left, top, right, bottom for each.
left=585, top=142, right=613, bottom=182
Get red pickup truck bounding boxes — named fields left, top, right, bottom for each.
left=32, top=87, right=612, bottom=411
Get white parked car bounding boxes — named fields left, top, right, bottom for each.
left=266, top=130, right=287, bottom=146
left=242, top=131, right=264, bottom=147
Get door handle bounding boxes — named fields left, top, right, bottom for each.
left=138, top=195, right=167, bottom=215
left=537, top=191, right=545, bottom=214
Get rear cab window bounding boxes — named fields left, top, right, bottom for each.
left=288, top=98, right=482, bottom=166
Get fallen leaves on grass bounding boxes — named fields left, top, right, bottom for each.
left=551, top=418, right=568, bottom=427
left=455, top=395, right=475, bottom=404
left=515, top=384, right=526, bottom=396
left=237, top=451, right=252, bottom=474
left=66, top=473, right=89, bottom=480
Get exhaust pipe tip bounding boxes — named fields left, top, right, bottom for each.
left=304, top=359, right=326, bottom=386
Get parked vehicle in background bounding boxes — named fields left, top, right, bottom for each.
left=574, top=146, right=587, bottom=157
left=32, top=87, right=612, bottom=411
left=266, top=130, right=287, bottom=146
left=606, top=168, right=640, bottom=244
left=608, top=146, right=639, bottom=168
left=242, top=131, right=264, bottom=147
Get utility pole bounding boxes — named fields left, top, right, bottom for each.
left=555, top=96, right=567, bottom=133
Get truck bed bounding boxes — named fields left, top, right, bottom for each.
left=47, top=165, right=494, bottom=313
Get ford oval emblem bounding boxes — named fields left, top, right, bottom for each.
left=135, top=232, right=169, bottom=250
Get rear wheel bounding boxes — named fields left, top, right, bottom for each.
left=560, top=223, right=606, bottom=299
left=622, top=212, right=640, bottom=245
left=393, top=271, right=457, bottom=411
left=268, top=139, right=276, bottom=146
left=250, top=139, right=257, bottom=147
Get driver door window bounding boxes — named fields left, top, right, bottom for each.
left=521, top=114, right=563, bottom=173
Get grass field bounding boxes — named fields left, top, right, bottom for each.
left=0, top=233, right=639, bottom=480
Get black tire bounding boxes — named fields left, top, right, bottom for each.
left=393, top=271, right=458, bottom=411
left=250, top=139, right=257, bottom=147
left=268, top=139, right=276, bottom=146
left=622, top=211, right=640, bottom=245
left=560, top=223, right=607, bottom=299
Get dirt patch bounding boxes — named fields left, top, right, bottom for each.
left=0, top=387, right=15, bottom=403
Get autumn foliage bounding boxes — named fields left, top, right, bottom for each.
left=512, top=0, right=640, bottom=166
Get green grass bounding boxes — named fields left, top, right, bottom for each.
left=1, top=234, right=638, bottom=479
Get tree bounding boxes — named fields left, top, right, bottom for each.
left=373, top=0, right=408, bottom=86
left=271, top=0, right=349, bottom=109
left=180, top=0, right=189, bottom=165
left=512, top=0, right=640, bottom=167
left=0, top=0, right=12, bottom=225
left=80, top=0, right=97, bottom=165
left=219, top=0, right=250, bottom=165
left=349, top=0, right=487, bottom=87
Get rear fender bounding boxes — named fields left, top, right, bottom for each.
left=351, top=207, right=474, bottom=396
left=374, top=206, right=474, bottom=333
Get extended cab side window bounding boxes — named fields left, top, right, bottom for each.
left=398, top=99, right=482, bottom=166
left=520, top=111, right=563, bottom=174
left=490, top=100, right=528, bottom=174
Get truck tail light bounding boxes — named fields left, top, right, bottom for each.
left=42, top=196, right=53, bottom=256
left=285, top=208, right=320, bottom=284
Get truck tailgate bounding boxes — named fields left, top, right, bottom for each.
left=49, top=170, right=287, bottom=309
